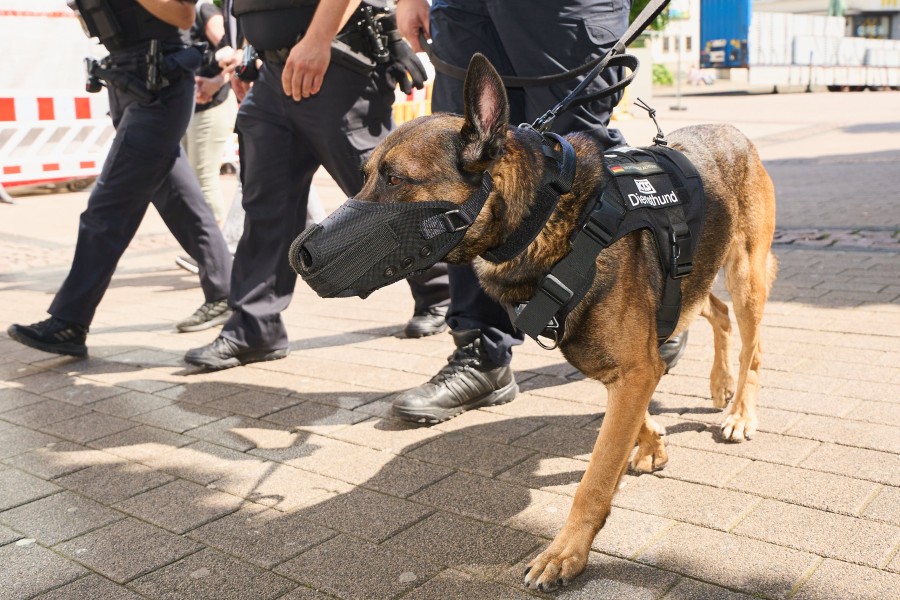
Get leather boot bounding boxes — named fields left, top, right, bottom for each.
left=393, top=329, right=518, bottom=423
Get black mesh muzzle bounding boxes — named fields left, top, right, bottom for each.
left=290, top=198, right=468, bottom=298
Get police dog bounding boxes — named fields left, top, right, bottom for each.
left=355, top=55, right=777, bottom=590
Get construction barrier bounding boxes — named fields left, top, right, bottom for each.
left=392, top=82, right=433, bottom=125
left=0, top=91, right=114, bottom=196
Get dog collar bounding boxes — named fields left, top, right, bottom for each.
left=481, top=128, right=577, bottom=264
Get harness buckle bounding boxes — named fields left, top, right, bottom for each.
left=670, top=223, right=693, bottom=278
left=440, top=209, right=470, bottom=233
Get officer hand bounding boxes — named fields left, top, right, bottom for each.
left=396, top=0, right=431, bottom=52
left=283, top=33, right=331, bottom=101
left=231, top=75, right=252, bottom=102
left=385, top=35, right=426, bottom=94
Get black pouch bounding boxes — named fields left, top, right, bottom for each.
left=330, top=39, right=376, bottom=77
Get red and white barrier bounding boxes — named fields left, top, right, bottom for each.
left=0, top=91, right=114, bottom=193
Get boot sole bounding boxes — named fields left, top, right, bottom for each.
left=184, top=347, right=289, bottom=371
left=176, top=310, right=233, bottom=333
left=7, top=326, right=87, bottom=358
left=394, top=380, right=519, bottom=424
left=404, top=322, right=448, bottom=339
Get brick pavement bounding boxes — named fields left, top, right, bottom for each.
left=0, top=90, right=898, bottom=599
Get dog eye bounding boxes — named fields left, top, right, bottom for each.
left=386, top=174, right=404, bottom=187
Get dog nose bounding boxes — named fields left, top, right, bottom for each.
left=288, top=227, right=320, bottom=275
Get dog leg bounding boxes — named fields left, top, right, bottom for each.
left=701, top=293, right=735, bottom=409
left=524, top=368, right=659, bottom=591
left=721, top=248, right=770, bottom=442
left=629, top=412, right=668, bottom=473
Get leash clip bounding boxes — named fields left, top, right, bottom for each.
left=634, top=97, right=667, bottom=146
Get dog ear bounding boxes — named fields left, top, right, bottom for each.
left=460, top=54, right=509, bottom=169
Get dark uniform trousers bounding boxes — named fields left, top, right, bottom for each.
left=222, top=61, right=447, bottom=351
left=430, top=0, right=630, bottom=366
left=49, top=56, right=232, bottom=327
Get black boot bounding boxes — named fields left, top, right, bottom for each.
left=660, top=330, right=689, bottom=373
left=404, top=305, right=448, bottom=338
left=7, top=317, right=88, bottom=357
left=393, top=329, right=518, bottom=424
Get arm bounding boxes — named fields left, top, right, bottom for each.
left=135, top=0, right=197, bottom=31
left=203, top=12, right=226, bottom=47
left=395, top=0, right=430, bottom=52
left=281, top=0, right=360, bottom=101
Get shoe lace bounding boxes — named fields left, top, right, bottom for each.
left=35, top=317, right=85, bottom=335
left=431, top=342, right=482, bottom=384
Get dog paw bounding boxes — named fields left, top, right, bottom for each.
left=630, top=436, right=668, bottom=474
left=523, top=545, right=588, bottom=592
left=720, top=412, right=756, bottom=443
left=710, top=373, right=735, bottom=409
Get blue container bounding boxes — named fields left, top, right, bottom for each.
left=700, top=0, right=751, bottom=68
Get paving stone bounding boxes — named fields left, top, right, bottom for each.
left=669, top=427, right=821, bottom=467
left=89, top=424, right=193, bottom=463
left=114, top=479, right=243, bottom=534
left=188, top=504, right=335, bottom=569
left=732, top=499, right=900, bottom=567
left=654, top=445, right=753, bottom=488
left=32, top=574, right=145, bottom=600
left=329, top=417, right=443, bottom=454
left=186, top=415, right=297, bottom=452
left=725, top=461, right=880, bottom=515
left=300, top=488, right=432, bottom=543
left=511, top=425, right=598, bottom=461
left=792, top=558, right=900, bottom=600
left=799, top=443, right=900, bottom=487
left=263, top=401, right=369, bottom=435
left=90, top=390, right=174, bottom=418
left=132, top=403, right=230, bottom=433
left=274, top=585, right=336, bottom=599
left=485, top=394, right=600, bottom=428
left=407, top=433, right=535, bottom=477
left=786, top=414, right=900, bottom=454
left=411, top=471, right=540, bottom=523
left=43, top=412, right=136, bottom=444
left=204, top=388, right=303, bottom=419
left=12, top=370, right=75, bottom=394
left=432, top=410, right=546, bottom=444
left=845, top=400, right=900, bottom=428
left=276, top=534, right=441, bottom=600
left=660, top=577, right=756, bottom=600
left=0, top=523, right=22, bottom=546
left=144, top=440, right=265, bottom=485
left=834, top=379, right=900, bottom=404
left=862, top=486, right=900, bottom=527
left=154, top=382, right=243, bottom=406
left=0, top=491, right=124, bottom=545
left=498, top=452, right=588, bottom=497
left=401, top=570, right=535, bottom=600
left=638, top=523, right=818, bottom=599
left=214, top=461, right=353, bottom=511
left=384, top=512, right=540, bottom=575
left=43, top=381, right=127, bottom=406
left=56, top=460, right=175, bottom=504
left=613, top=475, right=759, bottom=531
left=131, top=547, right=295, bottom=600
left=0, top=468, right=61, bottom=510
left=0, top=387, right=45, bottom=412
left=55, top=517, right=202, bottom=583
left=2, top=441, right=105, bottom=480
left=0, top=361, right=44, bottom=382
left=0, top=542, right=86, bottom=600
left=0, top=398, right=90, bottom=428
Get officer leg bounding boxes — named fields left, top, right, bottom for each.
left=151, top=149, right=234, bottom=332
left=185, top=65, right=314, bottom=369
left=392, top=1, right=522, bottom=423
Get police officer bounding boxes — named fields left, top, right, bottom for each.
left=185, top=0, right=447, bottom=370
left=7, top=0, right=234, bottom=357
left=391, top=0, right=688, bottom=423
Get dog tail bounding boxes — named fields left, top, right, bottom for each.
left=765, top=251, right=778, bottom=294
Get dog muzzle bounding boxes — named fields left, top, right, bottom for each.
left=290, top=172, right=493, bottom=298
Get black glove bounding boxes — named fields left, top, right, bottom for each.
left=384, top=29, right=426, bottom=94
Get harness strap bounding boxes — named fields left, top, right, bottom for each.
left=483, top=131, right=577, bottom=264
left=421, top=171, right=494, bottom=239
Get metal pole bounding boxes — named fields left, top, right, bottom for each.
left=671, top=32, right=687, bottom=111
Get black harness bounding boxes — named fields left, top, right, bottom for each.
left=510, top=137, right=705, bottom=349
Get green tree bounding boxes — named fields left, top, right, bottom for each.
left=630, top=0, right=670, bottom=31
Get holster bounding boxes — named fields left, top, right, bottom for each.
left=330, top=39, right=375, bottom=76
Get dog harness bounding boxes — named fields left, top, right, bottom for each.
left=511, top=141, right=706, bottom=349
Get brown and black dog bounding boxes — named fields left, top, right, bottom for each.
left=354, top=55, right=777, bottom=590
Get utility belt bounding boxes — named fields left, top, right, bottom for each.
left=84, top=41, right=204, bottom=103
left=258, top=5, right=393, bottom=77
